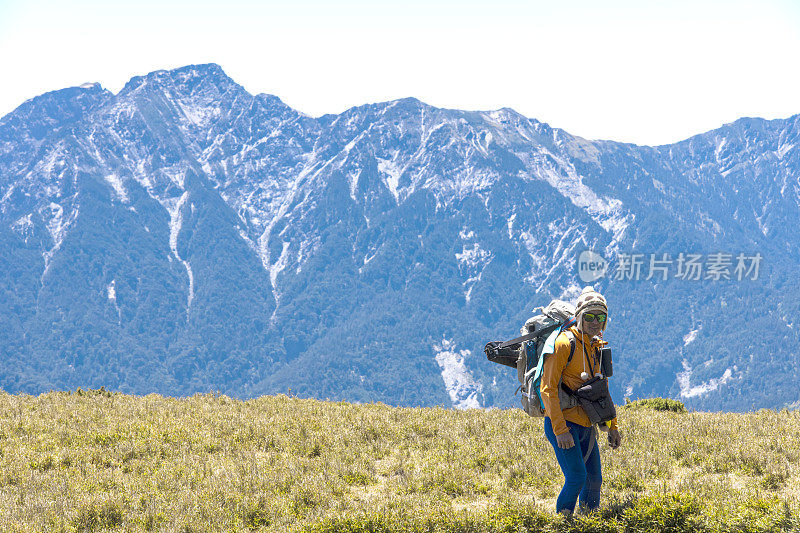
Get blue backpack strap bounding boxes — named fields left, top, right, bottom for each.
left=563, top=317, right=577, bottom=364
left=531, top=318, right=577, bottom=410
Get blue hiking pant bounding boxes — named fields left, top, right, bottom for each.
left=544, top=417, right=602, bottom=514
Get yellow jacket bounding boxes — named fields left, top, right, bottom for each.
left=540, top=325, right=619, bottom=436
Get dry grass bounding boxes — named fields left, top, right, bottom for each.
left=0, top=389, right=798, bottom=532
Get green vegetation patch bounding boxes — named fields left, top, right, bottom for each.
left=304, top=494, right=797, bottom=533
left=0, top=392, right=797, bottom=532
left=622, top=397, right=687, bottom=412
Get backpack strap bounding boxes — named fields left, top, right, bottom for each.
left=563, top=329, right=576, bottom=365
left=569, top=336, right=576, bottom=364
left=552, top=329, right=580, bottom=412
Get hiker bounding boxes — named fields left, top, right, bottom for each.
left=540, top=286, right=621, bottom=516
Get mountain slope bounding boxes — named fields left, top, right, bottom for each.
left=1, top=63, right=798, bottom=410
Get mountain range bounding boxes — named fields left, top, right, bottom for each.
left=1, top=63, right=798, bottom=411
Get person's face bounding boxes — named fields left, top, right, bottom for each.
left=581, top=311, right=606, bottom=336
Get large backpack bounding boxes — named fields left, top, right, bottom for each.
left=485, top=300, right=580, bottom=417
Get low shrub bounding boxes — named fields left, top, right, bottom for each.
left=622, top=397, right=687, bottom=412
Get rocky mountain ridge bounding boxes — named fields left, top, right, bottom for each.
left=1, top=63, right=798, bottom=411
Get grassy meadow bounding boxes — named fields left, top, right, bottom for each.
left=0, top=389, right=798, bottom=532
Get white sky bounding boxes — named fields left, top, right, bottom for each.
left=0, top=0, right=798, bottom=145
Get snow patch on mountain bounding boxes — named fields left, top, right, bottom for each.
left=603, top=213, right=635, bottom=258
left=463, top=275, right=482, bottom=303
left=107, top=279, right=122, bottom=324
left=11, top=213, right=34, bottom=241
left=178, top=101, right=221, bottom=128
left=295, top=237, right=319, bottom=274
left=131, top=160, right=153, bottom=190
left=104, top=174, right=128, bottom=203
left=714, top=137, right=728, bottom=165
left=683, top=326, right=701, bottom=346
left=43, top=202, right=64, bottom=244
left=39, top=200, right=79, bottom=269
left=1, top=185, right=15, bottom=206
left=347, top=169, right=361, bottom=202
left=525, top=223, right=584, bottom=290
left=433, top=338, right=482, bottom=409
left=450, top=168, right=498, bottom=199
left=529, top=151, right=632, bottom=255
left=459, top=228, right=475, bottom=240
left=33, top=199, right=76, bottom=281
left=558, top=281, right=583, bottom=302
left=163, top=192, right=194, bottom=310
left=38, top=143, right=67, bottom=175
left=10, top=213, right=35, bottom=244
left=377, top=154, right=402, bottom=202
left=698, top=212, right=723, bottom=238
left=755, top=211, right=769, bottom=236
left=456, top=242, right=491, bottom=269
left=455, top=241, right=492, bottom=302
left=677, top=360, right=735, bottom=398
left=270, top=241, right=291, bottom=289
left=776, top=143, right=794, bottom=160
left=519, top=230, right=546, bottom=282
left=250, top=152, right=326, bottom=272
left=184, top=270, right=195, bottom=310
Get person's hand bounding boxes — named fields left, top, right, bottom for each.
left=556, top=431, right=575, bottom=449
left=608, top=428, right=621, bottom=449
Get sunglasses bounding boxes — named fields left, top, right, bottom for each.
left=583, top=313, right=607, bottom=323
